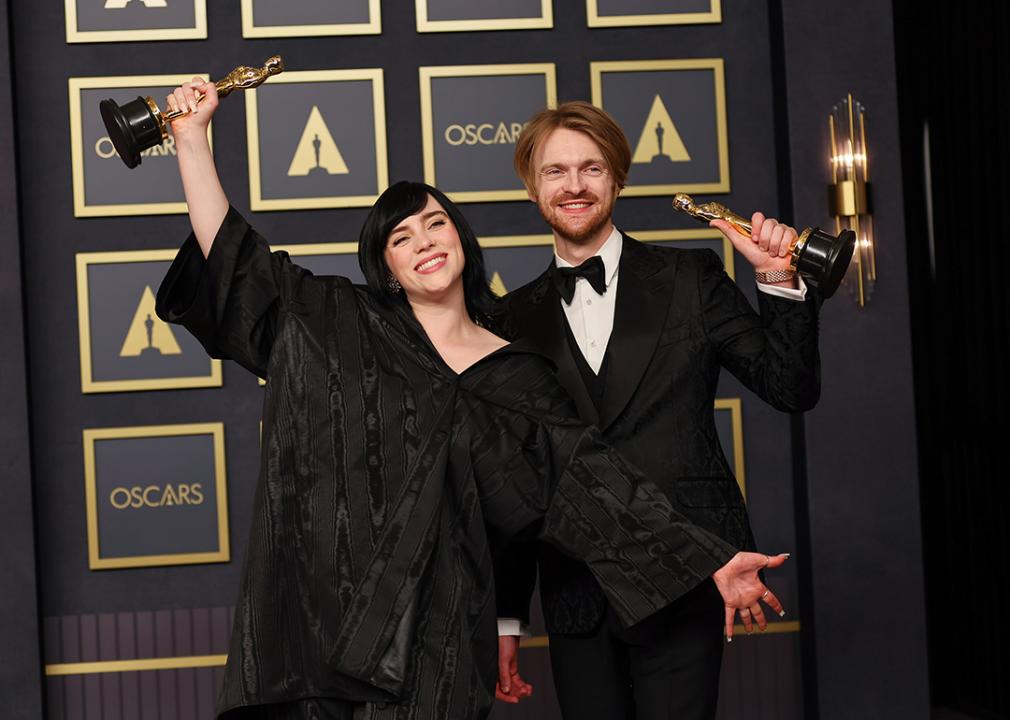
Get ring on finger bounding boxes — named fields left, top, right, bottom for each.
left=761, top=590, right=770, bottom=599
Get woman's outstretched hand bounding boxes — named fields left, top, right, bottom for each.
left=711, top=551, right=789, bottom=641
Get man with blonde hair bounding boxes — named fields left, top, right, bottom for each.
left=494, top=101, right=819, bottom=719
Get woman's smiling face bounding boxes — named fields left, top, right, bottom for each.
left=383, top=193, right=466, bottom=303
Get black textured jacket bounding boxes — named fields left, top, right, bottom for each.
left=497, top=234, right=822, bottom=635
left=156, top=211, right=737, bottom=719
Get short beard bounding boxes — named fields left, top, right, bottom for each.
left=538, top=193, right=615, bottom=245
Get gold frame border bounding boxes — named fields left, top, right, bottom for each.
left=83, top=422, right=230, bottom=570
left=714, top=397, right=746, bottom=498
left=272, top=241, right=359, bottom=256
left=44, top=620, right=798, bottom=675
left=69, top=74, right=211, bottom=218
left=586, top=0, right=720, bottom=27
left=246, top=69, right=388, bottom=211
left=65, top=0, right=207, bottom=43
left=75, top=249, right=223, bottom=394
left=590, top=59, right=730, bottom=196
left=241, top=0, right=381, bottom=38
left=416, top=0, right=553, bottom=32
left=477, top=228, right=735, bottom=281
left=419, top=63, right=557, bottom=203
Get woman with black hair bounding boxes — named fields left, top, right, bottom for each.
left=156, top=79, right=780, bottom=720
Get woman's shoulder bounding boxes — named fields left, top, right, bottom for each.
left=477, top=338, right=556, bottom=375
left=461, top=341, right=575, bottom=419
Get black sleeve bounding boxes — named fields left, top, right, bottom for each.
left=472, top=356, right=737, bottom=629
left=155, top=206, right=314, bottom=379
left=491, top=539, right=538, bottom=626
left=698, top=249, right=822, bottom=412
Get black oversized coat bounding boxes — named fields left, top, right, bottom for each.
left=155, top=209, right=737, bottom=719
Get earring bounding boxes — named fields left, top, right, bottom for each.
left=386, top=274, right=402, bottom=293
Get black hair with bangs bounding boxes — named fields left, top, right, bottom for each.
left=358, top=181, right=501, bottom=328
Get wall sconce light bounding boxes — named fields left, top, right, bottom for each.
left=829, top=94, right=874, bottom=306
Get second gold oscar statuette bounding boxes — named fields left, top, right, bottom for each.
left=671, top=192, right=856, bottom=298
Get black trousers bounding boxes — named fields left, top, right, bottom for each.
left=548, top=580, right=724, bottom=720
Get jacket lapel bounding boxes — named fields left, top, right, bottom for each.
left=511, top=268, right=600, bottom=426
left=599, top=235, right=675, bottom=430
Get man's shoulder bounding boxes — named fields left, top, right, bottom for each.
left=502, top=268, right=552, bottom=311
left=619, top=232, right=723, bottom=275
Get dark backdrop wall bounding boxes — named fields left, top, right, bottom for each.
left=778, top=2, right=930, bottom=717
left=1, top=1, right=930, bottom=718
left=0, top=0, right=44, bottom=715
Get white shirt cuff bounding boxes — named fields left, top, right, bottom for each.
left=756, top=275, right=807, bottom=301
left=497, top=618, right=526, bottom=636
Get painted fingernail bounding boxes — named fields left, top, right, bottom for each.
left=726, top=636, right=732, bottom=643
left=779, top=610, right=786, bottom=617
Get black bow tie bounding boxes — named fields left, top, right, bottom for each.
left=552, top=256, right=607, bottom=304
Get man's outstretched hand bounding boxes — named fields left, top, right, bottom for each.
left=495, top=635, right=534, bottom=704
left=711, top=551, right=789, bottom=641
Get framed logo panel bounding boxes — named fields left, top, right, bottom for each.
left=76, top=249, right=223, bottom=393
left=586, top=0, right=720, bottom=27
left=83, top=423, right=229, bottom=569
left=65, top=0, right=207, bottom=43
left=241, top=0, right=380, bottom=38
left=69, top=75, right=211, bottom=217
left=420, top=64, right=556, bottom=202
left=246, top=69, right=388, bottom=211
left=590, top=59, right=729, bottom=196
left=416, top=0, right=552, bottom=32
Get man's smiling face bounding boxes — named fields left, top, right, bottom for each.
left=530, top=126, right=618, bottom=247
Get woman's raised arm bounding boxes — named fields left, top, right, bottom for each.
left=167, top=77, right=228, bottom=259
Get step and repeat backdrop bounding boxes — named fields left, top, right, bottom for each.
left=13, top=1, right=802, bottom=717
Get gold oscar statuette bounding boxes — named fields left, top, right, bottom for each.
left=99, top=55, right=285, bottom=169
left=671, top=192, right=856, bottom=298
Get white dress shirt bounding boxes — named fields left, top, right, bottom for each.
left=496, top=227, right=805, bottom=636
left=556, top=225, right=624, bottom=373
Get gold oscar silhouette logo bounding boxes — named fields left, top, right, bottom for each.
left=104, top=0, right=168, bottom=7
left=288, top=106, right=349, bottom=177
left=489, top=271, right=507, bottom=297
left=119, top=286, right=182, bottom=357
left=632, top=95, right=690, bottom=165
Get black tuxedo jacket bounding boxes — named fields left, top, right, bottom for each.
left=496, top=234, right=822, bottom=634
